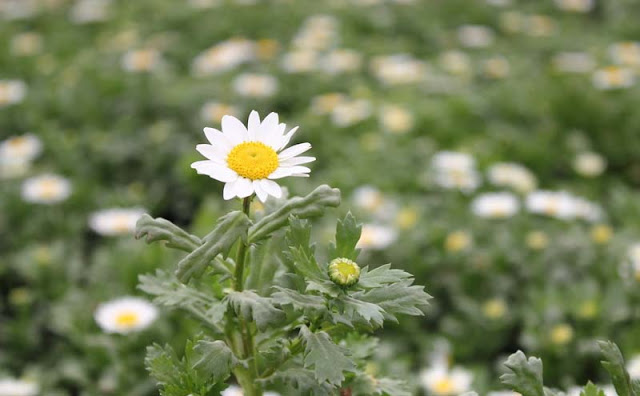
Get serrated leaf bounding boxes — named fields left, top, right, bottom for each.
left=354, top=280, right=430, bottom=322
left=375, top=377, right=412, bottom=396
left=328, top=212, right=362, bottom=261
left=500, top=351, right=545, bottom=396
left=225, top=290, right=285, bottom=331
left=145, top=344, right=180, bottom=385
left=581, top=381, right=606, bottom=396
left=191, top=339, right=236, bottom=382
left=262, top=368, right=334, bottom=396
left=176, top=211, right=250, bottom=282
left=357, top=264, right=414, bottom=289
left=248, top=185, right=341, bottom=243
left=299, top=325, right=356, bottom=386
left=342, top=296, right=385, bottom=329
left=135, top=214, right=202, bottom=252
left=245, top=243, right=280, bottom=294
left=599, top=340, right=635, bottom=396
left=271, top=287, right=328, bottom=316
left=283, top=218, right=326, bottom=282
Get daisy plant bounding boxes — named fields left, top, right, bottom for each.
left=135, top=111, right=431, bottom=396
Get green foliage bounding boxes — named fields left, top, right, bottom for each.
left=191, top=339, right=237, bottom=383
left=299, top=325, right=356, bottom=386
left=225, top=290, right=286, bottom=332
left=599, top=341, right=639, bottom=396
left=500, top=351, right=546, bottom=396
left=581, top=382, right=606, bottom=396
left=328, top=212, right=362, bottom=261
left=135, top=215, right=202, bottom=252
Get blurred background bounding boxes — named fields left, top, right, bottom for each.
left=2, top=0, right=640, bottom=394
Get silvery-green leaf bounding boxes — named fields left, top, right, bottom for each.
left=353, top=280, right=430, bottom=322
left=342, top=296, right=385, bottom=329
left=599, top=341, right=636, bottom=396
left=357, top=264, right=414, bottom=289
left=580, top=382, right=606, bottom=396
left=328, top=212, right=361, bottom=261
left=283, top=217, right=326, bottom=282
left=261, top=368, right=334, bottom=396
left=299, top=325, right=356, bottom=386
left=271, top=287, right=328, bottom=316
left=225, top=290, right=285, bottom=331
left=191, top=339, right=236, bottom=382
left=500, top=351, right=545, bottom=396
left=135, top=214, right=201, bottom=252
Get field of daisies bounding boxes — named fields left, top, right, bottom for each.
left=3, top=0, right=640, bottom=395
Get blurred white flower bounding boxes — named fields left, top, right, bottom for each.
left=609, top=41, right=640, bottom=67
left=471, top=192, right=519, bottom=218
left=281, top=49, right=318, bottom=73
left=487, top=162, right=537, bottom=193
left=292, top=15, right=338, bottom=51
left=353, top=185, right=386, bottom=213
left=431, top=151, right=480, bottom=192
left=457, top=25, right=495, bottom=48
left=567, top=385, right=615, bottom=396
left=0, top=80, right=27, bottom=107
left=321, top=49, right=362, bottom=74
left=121, top=49, right=163, bottom=73
left=0, top=378, right=38, bottom=396
left=310, top=93, right=347, bottom=115
left=439, top=50, right=472, bottom=77
left=485, top=0, right=512, bottom=6
left=222, top=385, right=280, bottom=396
left=419, top=361, right=473, bottom=396
left=573, top=152, right=606, bottom=177
left=357, top=224, right=397, bottom=250
left=482, top=56, right=510, bottom=79
left=0, top=134, right=42, bottom=165
left=10, top=32, right=42, bottom=56
left=192, top=38, right=255, bottom=75
left=526, top=191, right=601, bottom=221
left=330, top=99, right=372, bottom=127
left=69, top=0, right=111, bottom=24
left=487, top=392, right=520, bottom=396
left=21, top=174, right=72, bottom=204
left=554, top=0, right=594, bottom=12
left=200, top=102, right=240, bottom=124
left=191, top=111, right=314, bottom=202
left=188, top=0, right=221, bottom=8
left=232, top=73, right=278, bottom=98
left=593, top=66, right=635, bottom=90
left=89, top=208, right=145, bottom=236
left=370, top=54, right=427, bottom=85
left=499, top=11, right=524, bottom=34
left=627, top=355, right=640, bottom=379
left=0, top=0, right=39, bottom=20
left=524, top=15, right=556, bottom=37
left=94, top=297, right=158, bottom=334
left=628, top=244, right=640, bottom=279
left=379, top=104, right=414, bottom=134
left=551, top=52, right=595, bottom=73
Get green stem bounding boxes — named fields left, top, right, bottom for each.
left=234, top=197, right=252, bottom=291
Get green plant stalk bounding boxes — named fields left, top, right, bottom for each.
left=232, top=196, right=262, bottom=396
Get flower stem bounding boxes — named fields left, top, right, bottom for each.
left=234, top=196, right=252, bottom=292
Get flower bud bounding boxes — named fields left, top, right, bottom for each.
left=328, top=257, right=361, bottom=287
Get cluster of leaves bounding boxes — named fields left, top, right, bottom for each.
left=136, top=185, right=430, bottom=395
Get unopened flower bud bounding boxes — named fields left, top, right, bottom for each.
left=328, top=257, right=361, bottom=287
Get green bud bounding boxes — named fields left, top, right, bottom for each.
left=328, top=257, right=361, bottom=287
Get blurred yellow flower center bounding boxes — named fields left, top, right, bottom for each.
left=39, top=179, right=60, bottom=198
left=115, top=311, right=140, bottom=328
left=445, top=231, right=470, bottom=252
left=591, top=225, right=613, bottom=244
left=433, top=378, right=455, bottom=395
left=483, top=299, right=507, bottom=319
left=550, top=324, right=573, bottom=345
left=227, top=142, right=279, bottom=180
left=7, top=136, right=27, bottom=148
left=113, top=216, right=132, bottom=233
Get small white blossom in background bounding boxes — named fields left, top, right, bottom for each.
left=487, top=392, right=521, bottom=396
left=573, top=152, right=606, bottom=177
left=21, top=174, right=72, bottom=204
left=0, top=0, right=39, bottom=20
left=500, top=11, right=525, bottom=34
left=292, top=15, right=338, bottom=51
left=431, top=151, right=481, bottom=192
left=0, top=80, right=27, bottom=107
left=627, top=355, right=640, bottom=379
left=379, top=104, right=414, bottom=134
left=191, top=111, right=314, bottom=202
left=188, top=0, right=221, bottom=8
left=89, top=208, right=146, bottom=236
left=457, top=25, right=495, bottom=48
left=0, top=378, right=39, bottom=396
left=280, top=49, right=318, bottom=73
left=482, top=56, right=510, bottom=79
left=94, top=297, right=158, bottom=334
left=192, top=38, right=255, bottom=76
left=370, top=54, right=427, bottom=85
left=609, top=41, right=640, bottom=67
left=524, top=15, right=557, bottom=37
left=626, top=243, right=640, bottom=280
left=356, top=224, right=397, bottom=250
left=551, top=52, right=596, bottom=73
left=419, top=361, right=473, bottom=396
left=439, top=50, right=472, bottom=77
left=330, top=98, right=372, bottom=127
left=200, top=102, right=241, bottom=124
left=121, top=48, right=163, bottom=73
left=0, top=134, right=42, bottom=165
left=554, top=0, right=595, bottom=13
left=310, top=93, right=346, bottom=115
left=221, top=385, right=280, bottom=396
left=471, top=192, right=519, bottom=218
left=525, top=191, right=602, bottom=221
left=321, top=49, right=363, bottom=74
left=10, top=32, right=42, bottom=56
left=352, top=185, right=397, bottom=221
left=486, top=0, right=512, bottom=6
left=487, top=162, right=537, bottom=193
left=69, top=0, right=111, bottom=24
left=567, top=385, right=615, bottom=396
left=592, top=66, right=635, bottom=90
left=232, top=73, right=278, bottom=98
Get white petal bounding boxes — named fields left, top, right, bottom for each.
left=221, top=115, right=248, bottom=145
left=203, top=127, right=232, bottom=152
left=278, top=142, right=311, bottom=160
left=260, top=179, right=282, bottom=198
left=280, top=156, right=316, bottom=166
left=234, top=177, right=254, bottom=198
left=268, top=166, right=311, bottom=179
left=253, top=181, right=268, bottom=202
left=247, top=110, right=261, bottom=140
left=191, top=161, right=238, bottom=182
left=277, top=126, right=299, bottom=151
left=223, top=181, right=236, bottom=200
left=261, top=112, right=280, bottom=133
left=196, top=144, right=226, bottom=164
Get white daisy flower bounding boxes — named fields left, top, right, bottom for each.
left=379, top=104, right=414, bottom=134
left=321, top=49, right=362, bottom=74
left=0, top=134, right=42, bottom=164
left=487, top=162, right=537, bottom=193
left=370, top=54, right=427, bottom=85
left=69, top=0, right=111, bottom=24
left=431, top=151, right=481, bottom=192
left=310, top=93, right=346, bottom=115
left=232, top=73, right=278, bottom=98
left=592, top=66, right=635, bottom=90
left=191, top=111, right=315, bottom=202
left=524, top=15, right=556, bottom=37
left=609, top=42, right=640, bottom=67
left=485, top=0, right=512, bottom=6
left=121, top=48, right=162, bottom=73
left=627, top=355, right=640, bottom=379
left=0, top=0, right=39, bottom=20
left=439, top=50, right=472, bottom=77
left=0, top=80, right=27, bottom=107
left=573, top=152, right=606, bottom=177
left=482, top=56, right=510, bottom=79
left=221, top=385, right=280, bottom=396
left=94, top=297, right=158, bottom=334
left=525, top=191, right=575, bottom=219
left=471, top=192, right=519, bottom=218
left=10, top=32, right=42, bottom=56
left=457, top=25, right=495, bottom=48
left=192, top=38, right=255, bottom=76
left=554, top=0, right=594, bottom=13
left=0, top=378, right=38, bottom=396
left=330, top=99, right=372, bottom=127
left=356, top=224, right=397, bottom=250
left=200, top=101, right=241, bottom=124
left=21, top=174, right=72, bottom=204
left=419, top=362, right=473, bottom=396
left=89, top=208, right=145, bottom=236
left=487, top=392, right=521, bottom=396
left=551, top=52, right=595, bottom=73
left=280, top=49, right=319, bottom=73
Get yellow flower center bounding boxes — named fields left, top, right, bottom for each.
left=113, top=215, right=133, bottom=233
left=115, top=311, right=140, bottom=328
left=227, top=142, right=279, bottom=180
left=39, top=179, right=60, bottom=198
left=433, top=378, right=455, bottom=395
left=328, top=258, right=361, bottom=287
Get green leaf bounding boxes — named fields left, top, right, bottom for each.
left=248, top=185, right=341, bottom=243
left=599, top=340, right=636, bottom=396
left=354, top=280, right=430, bottom=322
left=225, top=290, right=286, bottom=331
left=357, top=264, right=414, bottom=289
left=580, top=381, right=606, bottom=396
left=262, top=368, right=333, bottom=396
left=342, top=296, right=385, bottom=329
left=135, top=214, right=201, bottom=252
left=191, top=339, right=236, bottom=382
left=145, top=344, right=180, bottom=386
left=375, top=377, right=412, bottom=396
left=299, top=325, right=356, bottom=386
left=176, top=211, right=250, bottom=282
left=271, top=287, right=328, bottom=317
left=283, top=218, right=326, bottom=282
left=328, top=212, right=362, bottom=261
left=245, top=243, right=280, bottom=294
left=500, top=350, right=545, bottom=396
